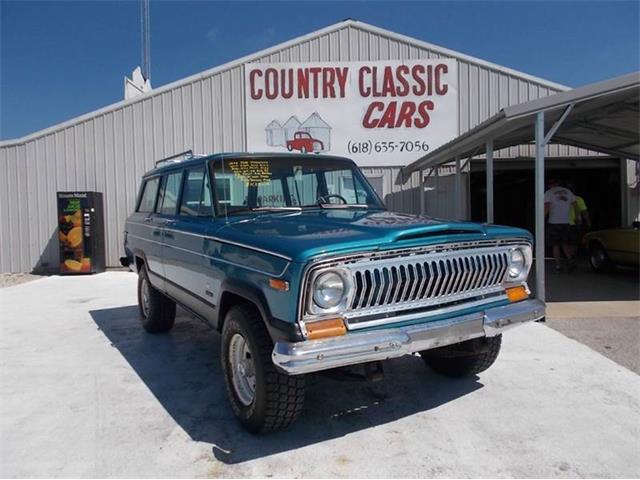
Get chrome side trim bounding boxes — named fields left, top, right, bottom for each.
left=126, top=232, right=289, bottom=277
left=274, top=299, right=545, bottom=375
left=126, top=221, right=293, bottom=261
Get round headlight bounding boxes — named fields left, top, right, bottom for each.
left=312, top=271, right=346, bottom=309
left=508, top=248, right=525, bottom=279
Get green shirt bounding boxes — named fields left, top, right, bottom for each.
left=569, top=196, right=587, bottom=225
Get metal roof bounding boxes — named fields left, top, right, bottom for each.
left=403, top=71, right=640, bottom=175
left=0, top=19, right=569, bottom=147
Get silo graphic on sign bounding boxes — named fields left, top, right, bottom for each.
left=265, top=119, right=284, bottom=146
left=301, top=112, right=331, bottom=151
left=282, top=115, right=301, bottom=142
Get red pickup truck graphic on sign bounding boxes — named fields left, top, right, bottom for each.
left=286, top=131, right=325, bottom=154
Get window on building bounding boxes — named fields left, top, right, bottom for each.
left=137, top=177, right=160, bottom=213
left=157, top=171, right=182, bottom=215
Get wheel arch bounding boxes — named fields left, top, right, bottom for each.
left=217, top=279, right=303, bottom=343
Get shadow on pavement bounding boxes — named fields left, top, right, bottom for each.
left=90, top=305, right=482, bottom=464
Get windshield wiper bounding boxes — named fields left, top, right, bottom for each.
left=317, top=203, right=370, bottom=209
left=226, top=206, right=302, bottom=215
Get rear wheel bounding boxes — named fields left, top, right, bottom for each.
left=589, top=243, right=614, bottom=272
left=420, top=335, right=502, bottom=377
left=137, top=265, right=176, bottom=333
left=221, top=304, right=305, bottom=433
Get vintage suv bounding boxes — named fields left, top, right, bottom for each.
left=122, top=152, right=544, bottom=433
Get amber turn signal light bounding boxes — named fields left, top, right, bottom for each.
left=269, top=278, right=289, bottom=291
left=506, top=285, right=528, bottom=302
left=306, top=318, right=347, bottom=340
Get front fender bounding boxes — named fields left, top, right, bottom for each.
left=218, top=278, right=304, bottom=343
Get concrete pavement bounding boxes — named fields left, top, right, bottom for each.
left=1, top=272, right=639, bottom=478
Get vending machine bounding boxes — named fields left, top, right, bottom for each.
left=57, top=192, right=106, bottom=274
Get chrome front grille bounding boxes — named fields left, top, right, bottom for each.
left=346, top=247, right=511, bottom=321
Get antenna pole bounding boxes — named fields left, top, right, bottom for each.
left=140, top=0, right=151, bottom=82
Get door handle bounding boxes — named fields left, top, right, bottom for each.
left=144, top=217, right=152, bottom=223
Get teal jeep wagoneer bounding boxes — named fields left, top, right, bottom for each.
left=122, top=152, right=544, bottom=433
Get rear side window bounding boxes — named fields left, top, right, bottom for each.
left=180, top=168, right=213, bottom=216
left=157, top=172, right=182, bottom=215
left=137, top=177, right=160, bottom=213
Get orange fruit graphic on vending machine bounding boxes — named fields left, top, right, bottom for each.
left=64, top=259, right=83, bottom=272
left=71, top=210, right=82, bottom=227
left=67, top=227, right=83, bottom=248
left=81, top=258, right=91, bottom=272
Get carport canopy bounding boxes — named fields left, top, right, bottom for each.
left=403, top=71, right=640, bottom=303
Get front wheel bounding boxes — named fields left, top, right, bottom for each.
left=420, top=335, right=502, bottom=377
left=221, top=304, right=305, bottom=433
left=589, top=243, right=614, bottom=272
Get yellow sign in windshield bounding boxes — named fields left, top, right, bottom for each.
left=226, top=160, right=272, bottom=186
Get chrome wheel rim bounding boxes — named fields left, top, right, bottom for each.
left=229, top=333, right=256, bottom=406
left=141, top=277, right=150, bottom=318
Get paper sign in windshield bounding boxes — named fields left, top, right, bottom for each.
left=227, top=160, right=272, bottom=186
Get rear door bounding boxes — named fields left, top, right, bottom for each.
left=128, top=176, right=165, bottom=285
left=154, top=170, right=183, bottom=283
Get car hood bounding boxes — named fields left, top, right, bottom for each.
left=216, top=209, right=531, bottom=263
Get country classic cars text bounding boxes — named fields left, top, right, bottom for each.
left=247, top=63, right=452, bottom=129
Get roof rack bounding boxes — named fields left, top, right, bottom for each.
left=155, top=149, right=204, bottom=166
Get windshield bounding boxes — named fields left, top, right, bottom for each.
left=210, top=156, right=384, bottom=215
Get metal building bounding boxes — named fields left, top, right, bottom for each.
left=0, top=20, right=617, bottom=272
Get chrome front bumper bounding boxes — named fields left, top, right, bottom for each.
left=272, top=299, right=545, bottom=375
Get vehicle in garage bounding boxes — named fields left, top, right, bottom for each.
left=584, top=224, right=640, bottom=271
left=121, top=152, right=544, bottom=433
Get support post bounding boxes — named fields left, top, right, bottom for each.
left=486, top=139, right=494, bottom=224
left=534, top=112, right=546, bottom=303
left=419, top=169, right=425, bottom=216
left=455, top=157, right=462, bottom=220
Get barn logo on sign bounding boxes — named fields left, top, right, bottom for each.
left=265, top=113, right=331, bottom=153
left=249, top=64, right=450, bottom=129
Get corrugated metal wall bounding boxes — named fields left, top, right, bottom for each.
left=0, top=22, right=588, bottom=272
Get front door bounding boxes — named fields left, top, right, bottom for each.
left=162, top=165, right=221, bottom=321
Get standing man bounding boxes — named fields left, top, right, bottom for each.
left=567, top=183, right=591, bottom=259
left=544, top=179, right=579, bottom=272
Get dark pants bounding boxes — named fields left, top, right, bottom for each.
left=548, top=224, right=570, bottom=247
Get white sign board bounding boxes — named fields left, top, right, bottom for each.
left=245, top=60, right=458, bottom=166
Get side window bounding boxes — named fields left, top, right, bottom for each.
left=157, top=171, right=182, bottom=215
left=202, top=170, right=213, bottom=215
left=180, top=167, right=213, bottom=216
left=137, top=177, right=160, bottom=213
left=215, top=175, right=233, bottom=205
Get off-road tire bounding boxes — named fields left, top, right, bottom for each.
left=420, top=335, right=502, bottom=377
left=137, top=265, right=176, bottom=333
left=221, top=304, right=305, bottom=434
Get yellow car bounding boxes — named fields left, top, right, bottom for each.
left=584, top=225, right=640, bottom=271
